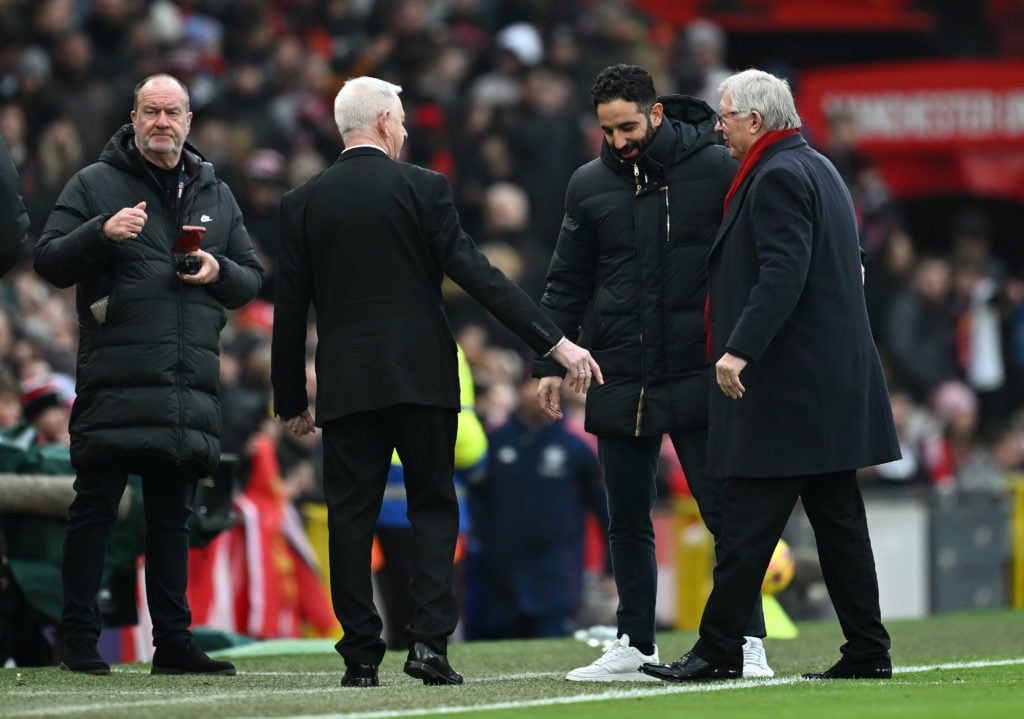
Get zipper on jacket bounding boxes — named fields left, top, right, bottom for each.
left=633, top=162, right=641, bottom=196
left=662, top=186, right=670, bottom=241
left=633, top=387, right=646, bottom=437
left=175, top=280, right=186, bottom=459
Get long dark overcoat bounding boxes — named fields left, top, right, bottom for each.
left=706, top=133, right=900, bottom=479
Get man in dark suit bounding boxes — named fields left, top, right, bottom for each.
left=270, top=76, right=601, bottom=688
left=641, top=69, right=901, bottom=682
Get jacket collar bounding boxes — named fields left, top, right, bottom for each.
left=710, top=132, right=808, bottom=257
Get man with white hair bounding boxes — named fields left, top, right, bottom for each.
left=271, top=76, right=602, bottom=688
left=640, top=69, right=899, bottom=682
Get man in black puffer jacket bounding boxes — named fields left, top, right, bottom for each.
left=35, top=74, right=262, bottom=676
left=533, top=64, right=771, bottom=680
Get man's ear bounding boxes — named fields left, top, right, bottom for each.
left=650, top=102, right=664, bottom=127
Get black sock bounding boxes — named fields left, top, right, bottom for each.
left=628, top=639, right=655, bottom=656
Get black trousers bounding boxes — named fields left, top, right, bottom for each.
left=323, top=404, right=458, bottom=666
left=598, top=429, right=765, bottom=647
left=375, top=526, right=414, bottom=650
left=693, top=470, right=891, bottom=669
left=61, top=460, right=199, bottom=647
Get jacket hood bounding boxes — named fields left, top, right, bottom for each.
left=600, top=94, right=722, bottom=175
left=100, top=123, right=209, bottom=180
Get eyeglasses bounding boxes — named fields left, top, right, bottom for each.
left=716, top=110, right=744, bottom=124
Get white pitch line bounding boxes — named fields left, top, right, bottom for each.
left=10, top=658, right=1024, bottom=719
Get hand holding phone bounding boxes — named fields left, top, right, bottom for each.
left=174, top=225, right=205, bottom=275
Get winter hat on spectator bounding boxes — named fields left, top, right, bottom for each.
left=20, top=375, right=64, bottom=423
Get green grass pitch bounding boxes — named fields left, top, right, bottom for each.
left=2, top=610, right=1022, bottom=719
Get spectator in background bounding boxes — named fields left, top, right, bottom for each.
left=924, top=379, right=981, bottom=491
left=464, top=375, right=607, bottom=640
left=673, top=18, right=732, bottom=107
left=859, top=388, right=931, bottom=491
left=34, top=73, right=262, bottom=676
left=885, top=257, right=958, bottom=403
left=949, top=208, right=1010, bottom=433
left=20, top=117, right=84, bottom=241
left=237, top=149, right=286, bottom=301
left=18, top=373, right=70, bottom=447
left=0, top=371, right=21, bottom=429
left=0, top=130, right=29, bottom=273
left=956, top=416, right=1024, bottom=494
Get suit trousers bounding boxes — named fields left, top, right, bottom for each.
left=323, top=404, right=458, bottom=666
left=598, top=429, right=765, bottom=648
left=694, top=469, right=891, bottom=669
left=61, top=460, right=199, bottom=647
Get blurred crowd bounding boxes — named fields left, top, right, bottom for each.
left=0, top=0, right=1021, bottom=650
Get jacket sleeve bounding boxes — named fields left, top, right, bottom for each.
left=0, top=133, right=28, bottom=276
left=34, top=172, right=114, bottom=289
left=270, top=191, right=313, bottom=419
left=207, top=190, right=263, bottom=309
left=532, top=177, right=598, bottom=377
left=426, top=172, right=562, bottom=357
left=724, top=165, right=813, bottom=362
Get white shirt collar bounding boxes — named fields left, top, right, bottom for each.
left=343, top=144, right=388, bottom=156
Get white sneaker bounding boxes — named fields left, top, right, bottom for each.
left=742, top=636, right=774, bottom=678
left=566, top=633, right=660, bottom=682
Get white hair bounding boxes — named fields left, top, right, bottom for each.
left=334, top=76, right=403, bottom=140
left=719, top=69, right=801, bottom=131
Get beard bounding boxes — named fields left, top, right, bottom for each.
left=615, top=120, right=657, bottom=158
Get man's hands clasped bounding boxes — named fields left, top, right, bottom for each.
left=538, top=338, right=603, bottom=420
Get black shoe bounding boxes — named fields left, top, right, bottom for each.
left=342, top=663, right=380, bottom=687
left=803, top=656, right=892, bottom=680
left=151, top=641, right=236, bottom=675
left=404, top=642, right=464, bottom=685
left=60, top=639, right=111, bottom=675
left=639, top=652, right=741, bottom=682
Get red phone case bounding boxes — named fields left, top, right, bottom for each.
left=174, top=225, right=206, bottom=253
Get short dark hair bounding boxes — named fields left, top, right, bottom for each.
left=589, top=64, right=656, bottom=113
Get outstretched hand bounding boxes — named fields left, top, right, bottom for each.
left=537, top=338, right=603, bottom=420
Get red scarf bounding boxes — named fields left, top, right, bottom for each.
left=706, top=128, right=801, bottom=362
left=722, top=128, right=800, bottom=216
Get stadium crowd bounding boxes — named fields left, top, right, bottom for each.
left=0, top=0, right=1021, bottom=663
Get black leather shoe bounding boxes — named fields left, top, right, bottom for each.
left=404, top=642, right=464, bottom=685
left=342, top=663, right=380, bottom=687
left=803, top=656, right=892, bottom=680
left=639, top=652, right=741, bottom=682
left=151, top=641, right=236, bottom=675
left=60, top=639, right=111, bottom=675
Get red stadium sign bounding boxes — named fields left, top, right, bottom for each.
left=798, top=60, right=1024, bottom=201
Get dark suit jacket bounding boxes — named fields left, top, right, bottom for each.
left=706, top=134, right=900, bottom=479
left=271, top=147, right=562, bottom=423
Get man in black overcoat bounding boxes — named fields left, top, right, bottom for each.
left=270, top=76, right=601, bottom=688
left=641, top=69, right=901, bottom=682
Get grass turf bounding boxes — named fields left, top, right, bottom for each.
left=2, top=610, right=1022, bottom=719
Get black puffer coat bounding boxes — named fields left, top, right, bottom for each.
left=35, top=124, right=263, bottom=473
left=534, top=96, right=737, bottom=437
